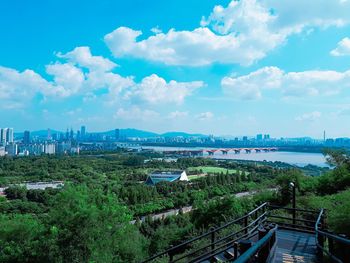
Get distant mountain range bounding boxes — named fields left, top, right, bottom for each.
left=14, top=128, right=207, bottom=138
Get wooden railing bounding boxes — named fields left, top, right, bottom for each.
left=142, top=203, right=350, bottom=263
left=315, top=209, right=350, bottom=263
left=266, top=204, right=320, bottom=233
left=142, top=203, right=268, bottom=263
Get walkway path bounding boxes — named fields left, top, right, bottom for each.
left=272, top=229, right=318, bottom=263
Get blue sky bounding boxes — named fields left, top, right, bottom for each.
left=1, top=0, right=350, bottom=138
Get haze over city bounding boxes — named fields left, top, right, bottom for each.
left=1, top=0, right=350, bottom=137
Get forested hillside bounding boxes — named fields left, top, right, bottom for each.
left=0, top=150, right=349, bottom=262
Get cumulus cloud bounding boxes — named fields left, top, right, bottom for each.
left=168, top=111, right=188, bottom=119
left=0, top=46, right=202, bottom=109
left=0, top=66, right=76, bottom=107
left=114, top=106, right=159, bottom=121
left=0, top=67, right=48, bottom=100
left=222, top=67, right=282, bottom=100
left=104, top=0, right=350, bottom=66
left=295, top=111, right=321, bottom=121
left=45, top=63, right=85, bottom=97
left=57, top=46, right=117, bottom=72
left=222, top=66, right=350, bottom=100
left=196, top=112, right=214, bottom=120
left=330, top=37, right=350, bottom=56
left=125, top=74, right=203, bottom=104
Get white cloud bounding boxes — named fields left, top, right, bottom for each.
left=57, top=46, right=117, bottom=72
left=330, top=37, right=350, bottom=56
left=295, top=111, right=321, bottom=121
left=196, top=112, right=214, bottom=120
left=45, top=63, right=85, bottom=97
left=125, top=74, right=203, bottom=104
left=0, top=67, right=46, bottom=99
left=0, top=66, right=54, bottom=108
left=104, top=0, right=350, bottom=66
left=151, top=26, right=162, bottom=34
left=168, top=111, right=188, bottom=119
left=222, top=67, right=282, bottom=100
left=0, top=46, right=201, bottom=109
left=222, top=66, right=350, bottom=100
left=114, top=106, right=159, bottom=121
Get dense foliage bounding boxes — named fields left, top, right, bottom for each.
left=0, top=150, right=348, bottom=262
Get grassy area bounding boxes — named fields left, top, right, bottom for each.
left=187, top=175, right=206, bottom=180
left=187, top=166, right=242, bottom=175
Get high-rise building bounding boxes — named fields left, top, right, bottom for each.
left=70, top=128, right=74, bottom=140
left=65, top=129, right=69, bottom=140
left=1, top=128, right=14, bottom=144
left=6, top=128, right=13, bottom=143
left=81, top=126, right=86, bottom=138
left=47, top=128, right=52, bottom=140
left=0, top=128, right=7, bottom=144
left=6, top=143, right=17, bottom=156
left=256, top=134, right=263, bottom=141
left=23, top=130, right=30, bottom=144
left=115, top=129, right=120, bottom=141
left=264, top=134, right=270, bottom=140
left=44, top=143, right=56, bottom=155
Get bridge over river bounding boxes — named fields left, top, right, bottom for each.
left=161, top=147, right=279, bottom=157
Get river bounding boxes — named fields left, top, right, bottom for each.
left=141, top=146, right=328, bottom=167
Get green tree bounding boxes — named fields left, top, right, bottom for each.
left=46, top=185, right=148, bottom=263
left=0, top=214, right=45, bottom=263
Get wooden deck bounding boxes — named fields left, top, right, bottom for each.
left=271, top=229, right=318, bottom=263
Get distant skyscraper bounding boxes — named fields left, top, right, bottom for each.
left=47, top=128, right=52, bottom=140
left=70, top=128, right=74, bottom=140
left=0, top=128, right=7, bottom=144
left=115, top=129, right=120, bottom=141
left=6, top=128, right=13, bottom=143
left=81, top=126, right=86, bottom=138
left=264, top=134, right=270, bottom=140
left=243, top=136, right=248, bottom=141
left=323, top=130, right=326, bottom=142
left=52, top=133, right=58, bottom=141
left=65, top=129, right=69, bottom=140
left=23, top=130, right=30, bottom=144
left=256, top=134, right=263, bottom=141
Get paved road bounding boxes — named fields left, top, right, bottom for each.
left=130, top=188, right=277, bottom=224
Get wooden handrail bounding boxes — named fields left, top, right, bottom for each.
left=315, top=209, right=350, bottom=263
left=233, top=225, right=278, bottom=263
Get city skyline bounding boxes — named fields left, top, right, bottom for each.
left=1, top=0, right=350, bottom=137
left=3, top=125, right=343, bottom=141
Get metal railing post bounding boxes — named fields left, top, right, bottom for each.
left=317, top=232, right=324, bottom=260
left=258, top=228, right=268, bottom=263
left=233, top=242, right=238, bottom=260
left=329, top=237, right=334, bottom=256
left=292, top=185, right=296, bottom=226
left=244, top=216, right=248, bottom=234
left=169, top=245, right=174, bottom=262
